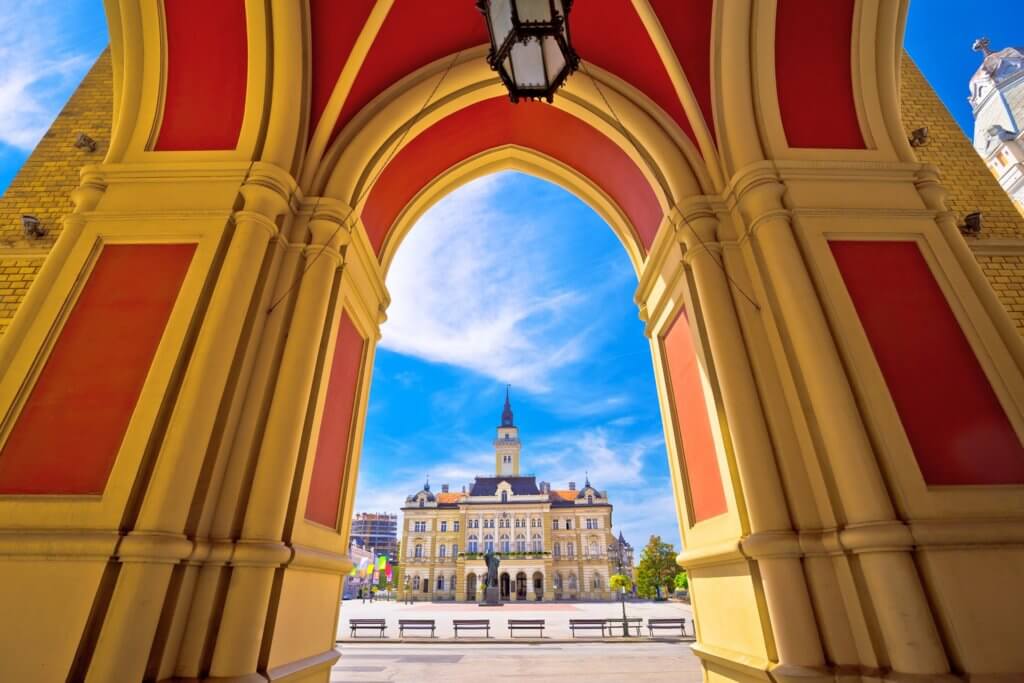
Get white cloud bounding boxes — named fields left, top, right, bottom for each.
left=380, top=173, right=596, bottom=393
left=0, top=1, right=101, bottom=150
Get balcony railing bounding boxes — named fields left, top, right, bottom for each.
left=458, top=551, right=551, bottom=560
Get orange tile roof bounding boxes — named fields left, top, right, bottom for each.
left=436, top=492, right=466, bottom=504
left=551, top=490, right=576, bottom=501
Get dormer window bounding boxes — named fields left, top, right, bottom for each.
left=501, top=491, right=508, bottom=503
left=587, top=494, right=593, bottom=504
left=419, top=500, right=424, bottom=508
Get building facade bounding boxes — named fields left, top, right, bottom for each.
left=969, top=39, right=1024, bottom=208
left=349, top=512, right=398, bottom=561
left=400, top=391, right=619, bottom=601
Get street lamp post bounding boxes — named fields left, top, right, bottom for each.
left=609, top=542, right=628, bottom=636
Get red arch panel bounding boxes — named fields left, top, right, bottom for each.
left=775, top=0, right=865, bottom=149
left=309, top=0, right=376, bottom=142
left=360, top=98, right=663, bottom=255
left=155, top=0, right=248, bottom=151
left=331, top=0, right=488, bottom=144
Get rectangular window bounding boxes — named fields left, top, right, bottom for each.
left=565, top=520, right=572, bottom=530
left=440, top=521, right=447, bottom=532
left=552, top=519, right=559, bottom=529
left=454, top=521, right=460, bottom=531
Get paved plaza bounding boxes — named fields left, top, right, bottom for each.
left=331, top=642, right=702, bottom=683
left=337, top=598, right=695, bottom=640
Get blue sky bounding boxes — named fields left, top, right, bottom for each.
left=0, top=3, right=1019, bottom=550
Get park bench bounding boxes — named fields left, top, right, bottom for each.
left=398, top=619, right=436, bottom=638
left=348, top=618, right=386, bottom=638
left=604, top=617, right=643, bottom=637
left=453, top=619, right=491, bottom=638
left=647, top=618, right=688, bottom=637
left=508, top=619, right=545, bottom=637
left=568, top=619, right=608, bottom=637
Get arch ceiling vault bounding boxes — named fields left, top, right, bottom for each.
left=2, top=1, right=1024, bottom=683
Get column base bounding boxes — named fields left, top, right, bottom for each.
left=172, top=650, right=339, bottom=683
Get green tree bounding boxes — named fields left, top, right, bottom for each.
left=636, top=535, right=678, bottom=599
left=610, top=573, right=633, bottom=593
left=674, top=570, right=688, bottom=591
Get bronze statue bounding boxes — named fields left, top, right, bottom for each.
left=483, top=548, right=500, bottom=587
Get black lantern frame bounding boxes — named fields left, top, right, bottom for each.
left=476, top=0, right=581, bottom=103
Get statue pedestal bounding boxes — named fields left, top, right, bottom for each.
left=479, top=586, right=502, bottom=606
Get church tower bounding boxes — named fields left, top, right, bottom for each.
left=494, top=386, right=521, bottom=476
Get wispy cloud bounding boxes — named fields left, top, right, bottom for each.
left=381, top=173, right=600, bottom=393
left=0, top=1, right=104, bottom=150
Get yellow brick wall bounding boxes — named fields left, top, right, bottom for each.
left=900, top=54, right=1024, bottom=333
left=0, top=49, right=111, bottom=334
left=1, top=49, right=1022, bottom=335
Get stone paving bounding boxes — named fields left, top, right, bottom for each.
left=331, top=642, right=703, bottom=683
left=337, top=598, right=695, bottom=640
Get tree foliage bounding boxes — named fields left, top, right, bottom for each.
left=636, top=535, right=678, bottom=599
left=610, top=573, right=633, bottom=593
left=674, top=570, right=688, bottom=591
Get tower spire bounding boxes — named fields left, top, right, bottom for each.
left=501, top=384, right=514, bottom=427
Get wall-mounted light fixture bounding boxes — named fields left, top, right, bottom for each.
left=908, top=127, right=930, bottom=148
left=74, top=133, right=97, bottom=152
left=959, top=211, right=983, bottom=235
left=21, top=215, right=46, bottom=239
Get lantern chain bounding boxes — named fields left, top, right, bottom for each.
left=267, top=49, right=466, bottom=314
left=578, top=61, right=761, bottom=312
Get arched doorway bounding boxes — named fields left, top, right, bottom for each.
left=0, top=3, right=1021, bottom=682
left=499, top=572, right=511, bottom=601
left=533, top=572, right=544, bottom=601
left=515, top=572, right=527, bottom=601
left=465, top=573, right=476, bottom=602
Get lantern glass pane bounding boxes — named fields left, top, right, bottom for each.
left=489, top=0, right=514, bottom=48
left=510, top=38, right=546, bottom=88
left=541, top=35, right=565, bottom=82
left=516, top=0, right=554, bottom=23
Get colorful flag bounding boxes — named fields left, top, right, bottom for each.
left=377, top=555, right=387, bottom=570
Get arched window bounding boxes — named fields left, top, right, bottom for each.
left=501, top=491, right=508, bottom=502
left=413, top=576, right=421, bottom=590
left=515, top=534, right=526, bottom=552
left=419, top=500, right=424, bottom=508
left=553, top=542, right=561, bottom=558
left=414, top=544, right=423, bottom=558
left=589, top=540, right=599, bottom=557
left=593, top=574, right=603, bottom=590
left=468, top=536, right=478, bottom=553
left=568, top=574, right=578, bottom=590
left=532, top=534, right=543, bottom=552
left=500, top=534, right=511, bottom=553
left=452, top=543, right=458, bottom=556
left=554, top=573, right=563, bottom=590
left=484, top=534, right=494, bottom=553
left=438, top=544, right=446, bottom=558
left=587, top=494, right=593, bottom=504
left=437, top=575, right=445, bottom=590
left=567, top=542, right=575, bottom=558
left=449, top=575, right=457, bottom=591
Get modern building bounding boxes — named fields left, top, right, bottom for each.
left=349, top=512, right=398, bottom=561
left=399, top=389, right=620, bottom=601
left=968, top=39, right=1024, bottom=208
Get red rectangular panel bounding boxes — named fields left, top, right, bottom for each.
left=305, top=311, right=365, bottom=527
left=0, top=244, right=196, bottom=494
left=831, top=240, right=1024, bottom=485
left=664, top=308, right=727, bottom=522
left=775, top=0, right=865, bottom=149
left=155, top=0, right=248, bottom=150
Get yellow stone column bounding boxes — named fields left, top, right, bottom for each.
left=209, top=202, right=348, bottom=677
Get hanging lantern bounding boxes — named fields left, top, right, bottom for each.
left=476, top=0, right=580, bottom=103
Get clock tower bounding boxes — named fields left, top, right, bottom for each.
left=494, top=385, right=521, bottom=476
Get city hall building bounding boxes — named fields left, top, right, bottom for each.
left=400, top=391, right=622, bottom=601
